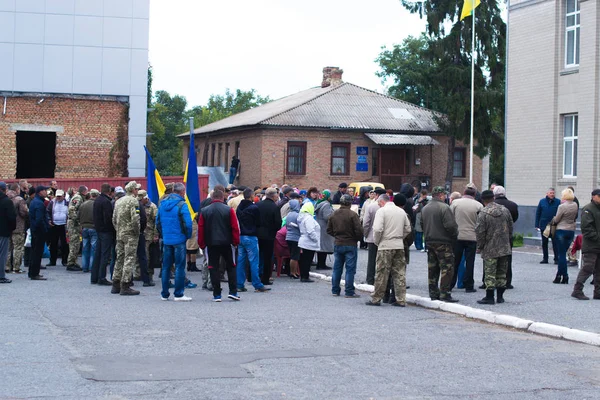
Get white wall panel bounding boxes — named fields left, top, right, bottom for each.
left=130, top=49, right=147, bottom=96
left=132, top=0, right=149, bottom=19
left=104, top=0, right=132, bottom=18
left=73, top=15, right=103, bottom=47
left=0, top=11, right=15, bottom=42
left=74, top=0, right=102, bottom=16
left=43, top=45, right=73, bottom=93
left=131, top=18, right=148, bottom=49
left=45, top=14, right=74, bottom=45
left=0, top=0, right=15, bottom=12
left=15, top=13, right=45, bottom=44
left=13, top=43, right=43, bottom=91
left=46, top=0, right=75, bottom=14
left=0, top=43, right=14, bottom=90
left=72, top=46, right=102, bottom=94
left=15, top=0, right=44, bottom=13
left=102, top=48, right=130, bottom=95
left=103, top=17, right=132, bottom=48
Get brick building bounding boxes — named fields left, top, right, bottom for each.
left=0, top=0, right=149, bottom=179
left=182, top=67, right=483, bottom=192
left=506, top=0, right=593, bottom=233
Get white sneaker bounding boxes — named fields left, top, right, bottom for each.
left=160, top=296, right=169, bottom=301
left=174, top=295, right=192, bottom=302
left=420, top=249, right=426, bottom=253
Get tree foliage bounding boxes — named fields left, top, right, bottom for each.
left=378, top=0, right=506, bottom=185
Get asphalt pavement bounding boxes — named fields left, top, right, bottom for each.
left=1, top=251, right=600, bottom=399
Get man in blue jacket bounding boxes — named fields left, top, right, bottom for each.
left=535, top=188, right=560, bottom=264
left=28, top=186, right=50, bottom=280
left=157, top=183, right=193, bottom=301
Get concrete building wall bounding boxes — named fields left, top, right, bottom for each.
left=0, top=0, right=149, bottom=177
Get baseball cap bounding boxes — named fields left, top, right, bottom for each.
left=289, top=192, right=301, bottom=199
left=0, top=181, right=6, bottom=191
left=283, top=187, right=294, bottom=195
left=35, top=185, right=50, bottom=193
left=592, top=189, right=600, bottom=196
left=90, top=189, right=100, bottom=196
left=115, top=186, right=125, bottom=194
left=373, top=188, right=386, bottom=195
left=55, top=189, right=65, bottom=196
left=432, top=186, right=447, bottom=195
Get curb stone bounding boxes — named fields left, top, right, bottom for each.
left=309, top=272, right=600, bottom=347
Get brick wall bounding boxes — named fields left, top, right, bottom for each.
left=184, top=128, right=483, bottom=192
left=0, top=96, right=129, bottom=179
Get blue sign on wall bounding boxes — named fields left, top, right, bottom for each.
left=356, top=163, right=369, bottom=172
left=356, top=146, right=368, bottom=155
left=357, top=155, right=367, bottom=163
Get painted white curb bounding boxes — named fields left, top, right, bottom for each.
left=309, top=272, right=600, bottom=347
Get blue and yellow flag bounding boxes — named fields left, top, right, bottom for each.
left=144, top=146, right=165, bottom=204
left=460, top=0, right=480, bottom=20
left=184, top=131, right=200, bottom=220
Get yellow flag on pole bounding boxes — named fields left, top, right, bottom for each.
left=460, top=0, right=481, bottom=21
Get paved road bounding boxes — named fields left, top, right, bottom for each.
left=2, top=255, right=600, bottom=399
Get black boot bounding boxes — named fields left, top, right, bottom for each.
left=561, top=275, right=569, bottom=284
left=496, top=288, right=505, bottom=304
left=186, top=262, right=192, bottom=271
left=553, top=274, right=562, bottom=284
left=189, top=263, right=201, bottom=272
left=477, top=289, right=495, bottom=305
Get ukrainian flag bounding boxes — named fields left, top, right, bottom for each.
left=144, top=146, right=165, bottom=204
left=184, top=130, right=200, bottom=220
left=460, top=0, right=480, bottom=20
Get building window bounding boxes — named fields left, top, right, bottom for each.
left=287, top=141, right=307, bottom=175
left=566, top=0, right=580, bottom=67
left=235, top=141, right=240, bottom=157
left=453, top=148, right=466, bottom=178
left=563, top=114, right=578, bottom=177
left=225, top=143, right=230, bottom=172
left=372, top=148, right=379, bottom=176
left=331, top=142, right=350, bottom=175
left=211, top=143, right=216, bottom=166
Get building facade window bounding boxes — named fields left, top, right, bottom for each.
left=331, top=142, right=350, bottom=175
left=372, top=148, right=379, bottom=176
left=211, top=143, right=216, bottom=166
left=453, top=148, right=466, bottom=178
left=563, top=114, right=578, bottom=177
left=565, top=0, right=580, bottom=67
left=225, top=143, right=230, bottom=172
left=287, top=141, right=307, bottom=175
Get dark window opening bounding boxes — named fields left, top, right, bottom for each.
left=453, top=148, right=466, bottom=178
left=331, top=142, right=350, bottom=175
left=287, top=141, right=307, bottom=175
left=372, top=148, right=379, bottom=176
left=16, top=131, right=56, bottom=179
left=211, top=143, right=216, bottom=166
left=235, top=141, right=240, bottom=157
left=225, top=143, right=230, bottom=172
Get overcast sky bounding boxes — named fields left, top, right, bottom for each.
left=148, top=0, right=427, bottom=108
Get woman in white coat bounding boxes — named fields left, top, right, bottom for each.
left=298, top=202, right=320, bottom=282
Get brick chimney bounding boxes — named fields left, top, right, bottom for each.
left=321, top=66, right=344, bottom=88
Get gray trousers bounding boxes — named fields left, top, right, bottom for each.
left=0, top=236, right=9, bottom=279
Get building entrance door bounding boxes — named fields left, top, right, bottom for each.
left=380, top=148, right=407, bottom=190
left=16, top=131, right=56, bottom=178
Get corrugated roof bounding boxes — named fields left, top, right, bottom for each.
left=183, top=82, right=443, bottom=136
left=365, top=133, right=440, bottom=146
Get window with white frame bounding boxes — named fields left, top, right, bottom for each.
left=563, top=115, right=578, bottom=177
left=565, top=0, right=580, bottom=67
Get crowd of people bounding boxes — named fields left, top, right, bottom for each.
left=1, top=178, right=599, bottom=304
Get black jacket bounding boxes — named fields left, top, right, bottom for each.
left=198, top=200, right=239, bottom=247
left=400, top=183, right=416, bottom=225
left=93, top=193, right=115, bottom=233
left=256, top=198, right=282, bottom=240
left=237, top=199, right=260, bottom=236
left=0, top=192, right=17, bottom=237
left=139, top=200, right=147, bottom=233
left=29, top=195, right=49, bottom=233
left=494, top=195, right=519, bottom=223
left=581, top=201, right=600, bottom=254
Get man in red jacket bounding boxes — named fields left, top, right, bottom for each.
left=198, top=189, right=241, bottom=302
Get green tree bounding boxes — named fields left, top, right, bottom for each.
left=378, top=0, right=506, bottom=186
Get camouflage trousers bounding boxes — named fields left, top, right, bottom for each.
left=427, top=243, right=455, bottom=299
left=483, top=256, right=508, bottom=290
left=67, top=221, right=81, bottom=265
left=5, top=232, right=26, bottom=271
left=371, top=249, right=406, bottom=305
left=113, top=235, right=138, bottom=284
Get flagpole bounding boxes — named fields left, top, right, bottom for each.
left=469, top=1, right=475, bottom=184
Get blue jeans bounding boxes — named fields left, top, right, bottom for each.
left=81, top=228, right=97, bottom=272
left=161, top=243, right=187, bottom=299
left=332, top=245, right=358, bottom=296
left=237, top=235, right=264, bottom=289
left=229, top=167, right=237, bottom=184
left=555, top=230, right=574, bottom=277
left=415, top=231, right=424, bottom=250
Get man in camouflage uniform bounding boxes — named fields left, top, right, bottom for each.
left=365, top=194, right=411, bottom=307
left=5, top=183, right=28, bottom=273
left=66, top=185, right=88, bottom=271
left=421, top=186, right=459, bottom=302
left=139, top=190, right=159, bottom=281
left=475, top=190, right=513, bottom=304
left=111, top=181, right=140, bottom=296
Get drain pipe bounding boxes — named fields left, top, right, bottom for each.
left=2, top=96, right=6, bottom=116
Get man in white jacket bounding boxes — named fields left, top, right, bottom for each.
left=366, top=194, right=412, bottom=307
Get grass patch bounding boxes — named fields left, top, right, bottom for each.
left=513, top=233, right=524, bottom=248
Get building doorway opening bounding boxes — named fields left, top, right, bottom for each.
left=16, top=131, right=56, bottom=178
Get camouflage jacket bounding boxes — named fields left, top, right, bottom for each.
left=475, top=202, right=513, bottom=260
left=112, top=194, right=140, bottom=239
left=144, top=201, right=159, bottom=241
left=68, top=193, right=84, bottom=224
